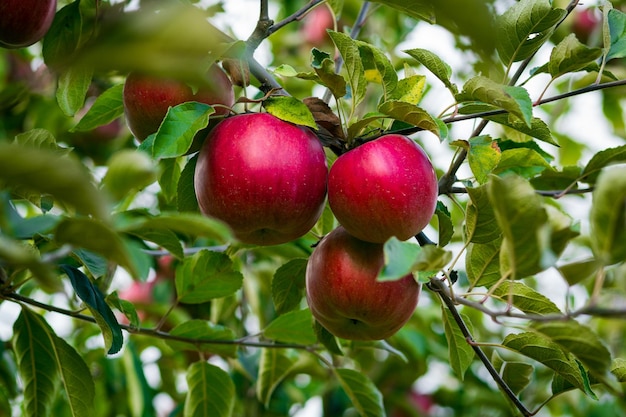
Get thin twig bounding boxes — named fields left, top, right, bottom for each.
left=427, top=278, right=533, bottom=417
left=268, top=0, right=326, bottom=35
left=3, top=292, right=317, bottom=351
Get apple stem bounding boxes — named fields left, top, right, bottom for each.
left=427, top=278, right=534, bottom=417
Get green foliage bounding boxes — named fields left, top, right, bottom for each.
left=4, top=0, right=626, bottom=416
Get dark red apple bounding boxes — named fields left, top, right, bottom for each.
left=328, top=134, right=438, bottom=243
left=0, top=0, right=57, bottom=49
left=123, top=64, right=235, bottom=141
left=194, top=112, right=328, bottom=246
left=306, top=226, right=420, bottom=340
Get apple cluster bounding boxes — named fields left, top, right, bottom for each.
left=122, top=65, right=437, bottom=341
left=0, top=0, right=57, bottom=49
left=306, top=134, right=437, bottom=341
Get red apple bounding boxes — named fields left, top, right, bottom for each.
left=303, top=6, right=334, bottom=46
left=123, top=64, right=235, bottom=141
left=328, top=134, right=438, bottom=243
left=306, top=226, right=420, bottom=341
left=194, top=112, right=328, bottom=246
left=0, top=0, right=57, bottom=49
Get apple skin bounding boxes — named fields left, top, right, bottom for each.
left=0, top=0, right=57, bottom=49
left=123, top=64, right=235, bottom=141
left=306, top=226, right=420, bottom=341
left=194, top=112, right=328, bottom=246
left=328, top=134, right=438, bottom=243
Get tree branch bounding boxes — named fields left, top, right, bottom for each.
left=3, top=292, right=318, bottom=351
left=427, top=277, right=533, bottom=417
left=268, top=0, right=326, bottom=35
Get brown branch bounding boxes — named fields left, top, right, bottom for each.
left=426, top=277, right=533, bottom=417
left=3, top=292, right=318, bottom=351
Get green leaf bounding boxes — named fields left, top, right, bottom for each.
left=466, top=239, right=502, bottom=288
left=404, top=48, right=457, bottom=94
left=256, top=349, right=297, bottom=407
left=178, top=155, right=201, bottom=212
left=501, top=362, right=534, bottom=395
left=457, top=76, right=532, bottom=126
left=311, top=50, right=347, bottom=99
left=503, top=332, right=594, bottom=396
left=548, top=34, right=603, bottom=78
left=493, top=148, right=553, bottom=178
left=126, top=228, right=184, bottom=260
left=72, top=84, right=125, bottom=132
left=14, top=128, right=68, bottom=153
left=589, top=165, right=626, bottom=265
left=607, top=8, right=626, bottom=61
left=73, top=5, right=234, bottom=82
left=442, top=307, right=475, bottom=380
left=486, top=114, right=556, bottom=145
left=378, top=100, right=442, bottom=139
left=581, top=144, right=626, bottom=184
left=611, top=358, right=626, bottom=382
left=56, top=217, right=137, bottom=277
left=467, top=136, right=501, bottom=184
left=57, top=65, right=93, bottom=117
left=557, top=259, right=599, bottom=286
left=175, top=250, right=243, bottom=304
left=488, top=175, right=548, bottom=279
left=15, top=307, right=95, bottom=417
left=368, top=0, right=434, bottom=22
left=102, top=150, right=158, bottom=202
left=346, top=113, right=387, bottom=139
left=334, top=368, right=385, bottom=417
left=379, top=238, right=451, bottom=282
left=42, top=1, right=82, bottom=69
left=13, top=308, right=59, bottom=417
left=379, top=238, right=420, bottom=282
left=435, top=201, right=454, bottom=247
left=388, top=75, right=426, bottom=105
left=263, top=309, right=317, bottom=345
left=532, top=321, right=612, bottom=377
left=496, top=0, right=566, bottom=66
left=466, top=185, right=501, bottom=244
left=327, top=31, right=367, bottom=110
left=313, top=320, right=343, bottom=356
left=184, top=362, right=235, bottom=417
left=263, top=96, right=317, bottom=129
left=119, top=212, right=232, bottom=243
left=152, top=102, right=215, bottom=158
left=0, top=143, right=109, bottom=220
left=167, top=320, right=237, bottom=358
left=272, top=259, right=307, bottom=316
left=60, top=265, right=123, bottom=355
left=54, top=334, right=97, bottom=417
left=0, top=236, right=60, bottom=293
left=356, top=40, right=398, bottom=100
left=158, top=158, right=183, bottom=204
left=491, top=281, right=561, bottom=315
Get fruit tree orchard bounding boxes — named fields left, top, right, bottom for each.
left=3, top=0, right=626, bottom=416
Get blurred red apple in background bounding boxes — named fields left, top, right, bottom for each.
left=123, top=64, right=235, bottom=141
left=0, top=0, right=57, bottom=49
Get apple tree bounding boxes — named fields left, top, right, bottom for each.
left=3, top=0, right=626, bottom=416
